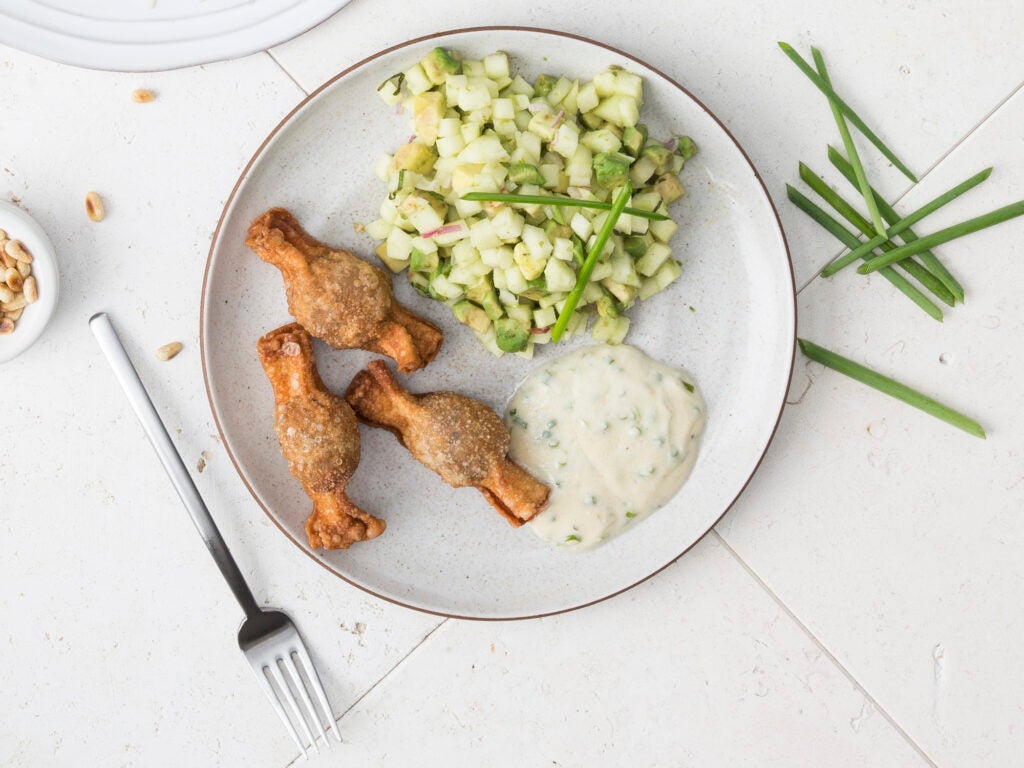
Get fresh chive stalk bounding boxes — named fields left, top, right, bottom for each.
left=822, top=166, right=993, bottom=276
left=798, top=163, right=955, bottom=306
left=812, top=48, right=886, bottom=237
left=786, top=185, right=943, bottom=321
left=859, top=199, right=1024, bottom=274
left=797, top=338, right=985, bottom=438
left=778, top=42, right=917, bottom=182
left=460, top=192, right=668, bottom=221
left=551, top=184, right=632, bottom=342
left=828, top=146, right=965, bottom=300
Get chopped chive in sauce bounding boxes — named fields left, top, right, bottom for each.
left=625, top=511, right=637, bottom=519
left=683, top=381, right=695, bottom=393
left=565, top=535, right=581, bottom=543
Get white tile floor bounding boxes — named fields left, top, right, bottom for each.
left=2, top=2, right=1022, bottom=766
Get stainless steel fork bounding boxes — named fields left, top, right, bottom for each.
left=90, top=312, right=341, bottom=759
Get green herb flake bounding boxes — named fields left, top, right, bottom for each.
left=565, top=534, right=581, bottom=543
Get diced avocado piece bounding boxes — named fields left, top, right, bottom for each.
left=413, top=91, right=445, bottom=144
left=591, top=315, right=630, bottom=345
left=508, top=162, right=546, bottom=185
left=621, top=125, right=647, bottom=157
left=602, top=278, right=638, bottom=305
left=677, top=135, right=697, bottom=160
left=481, top=288, right=504, bottom=320
left=640, top=144, right=673, bottom=174
left=533, top=74, right=557, bottom=98
left=410, top=247, right=439, bottom=273
left=592, top=152, right=631, bottom=187
left=654, top=173, right=685, bottom=204
left=623, top=236, right=647, bottom=259
left=542, top=219, right=572, bottom=241
left=596, top=292, right=621, bottom=318
left=452, top=300, right=491, bottom=334
left=408, top=270, right=431, bottom=297
left=392, top=143, right=436, bottom=174
left=494, top=317, right=530, bottom=353
left=465, top=275, right=493, bottom=303
left=421, top=47, right=461, bottom=85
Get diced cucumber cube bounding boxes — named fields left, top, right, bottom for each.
left=435, top=134, right=465, bottom=158
left=613, top=71, right=643, bottom=101
left=483, top=52, right=510, bottom=79
left=469, top=218, right=501, bottom=251
left=491, top=206, right=525, bottom=241
left=505, top=303, right=533, bottom=324
left=505, top=264, right=528, bottom=294
left=570, top=213, right=593, bottom=241
left=649, top=216, right=678, bottom=243
left=636, top=242, right=671, bottom=276
left=430, top=273, right=464, bottom=300
left=550, top=122, right=579, bottom=159
left=507, top=75, right=534, bottom=96
left=544, top=257, right=577, bottom=292
left=629, top=155, right=658, bottom=186
left=460, top=121, right=483, bottom=144
left=492, top=97, right=515, bottom=120
left=576, top=81, right=599, bottom=113
left=592, top=71, right=616, bottom=97
left=580, top=128, right=622, bottom=154
left=533, top=305, right=557, bottom=329
left=594, top=95, right=639, bottom=127
left=458, top=135, right=508, bottom=164
left=365, top=218, right=393, bottom=240
left=374, top=154, right=393, bottom=181
left=403, top=63, right=432, bottom=95
left=546, top=76, right=573, bottom=106
left=566, top=145, right=593, bottom=187
left=480, top=245, right=514, bottom=269
left=538, top=292, right=567, bottom=308
left=386, top=227, right=414, bottom=261
left=552, top=237, right=574, bottom=262
left=589, top=260, right=613, bottom=282
left=438, top=117, right=461, bottom=138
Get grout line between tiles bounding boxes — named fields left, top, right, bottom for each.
left=265, top=50, right=311, bottom=96
left=711, top=530, right=940, bottom=768
left=795, top=76, right=1024, bottom=296
left=283, top=618, right=449, bottom=767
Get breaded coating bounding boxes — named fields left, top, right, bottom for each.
left=345, top=361, right=549, bottom=526
left=257, top=323, right=385, bottom=549
left=247, top=208, right=443, bottom=373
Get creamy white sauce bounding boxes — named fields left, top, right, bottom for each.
left=506, top=344, right=705, bottom=551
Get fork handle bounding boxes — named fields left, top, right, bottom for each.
left=90, top=312, right=261, bottom=619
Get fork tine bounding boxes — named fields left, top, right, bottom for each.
left=268, top=660, right=319, bottom=754
left=282, top=653, right=329, bottom=747
left=293, top=643, right=342, bottom=742
left=256, top=665, right=307, bottom=759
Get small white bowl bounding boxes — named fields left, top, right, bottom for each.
left=0, top=200, right=59, bottom=364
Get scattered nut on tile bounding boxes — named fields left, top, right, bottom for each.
left=156, top=341, right=183, bottom=361
left=0, top=234, right=36, bottom=336
left=131, top=88, right=156, bottom=103
left=85, top=191, right=106, bottom=222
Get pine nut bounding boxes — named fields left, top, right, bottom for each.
left=0, top=284, right=12, bottom=303
left=16, top=260, right=30, bottom=278
left=4, top=267, right=22, bottom=292
left=23, top=276, right=37, bottom=303
left=5, top=307, right=22, bottom=321
left=85, top=191, right=106, bottom=222
left=0, top=317, right=14, bottom=335
left=156, top=341, right=183, bottom=361
left=1, top=295, right=27, bottom=312
left=131, top=88, right=156, bottom=103
left=5, top=239, right=31, bottom=263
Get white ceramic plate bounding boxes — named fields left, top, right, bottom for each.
left=0, top=0, right=352, bottom=72
left=202, top=27, right=795, bottom=620
left=0, top=201, right=59, bottom=365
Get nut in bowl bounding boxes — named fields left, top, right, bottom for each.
left=0, top=200, right=59, bottom=364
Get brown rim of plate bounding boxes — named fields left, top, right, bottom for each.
left=200, top=25, right=797, bottom=622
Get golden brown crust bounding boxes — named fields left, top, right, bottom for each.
left=345, top=361, right=549, bottom=526
left=247, top=208, right=443, bottom=373
left=257, top=323, right=384, bottom=549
